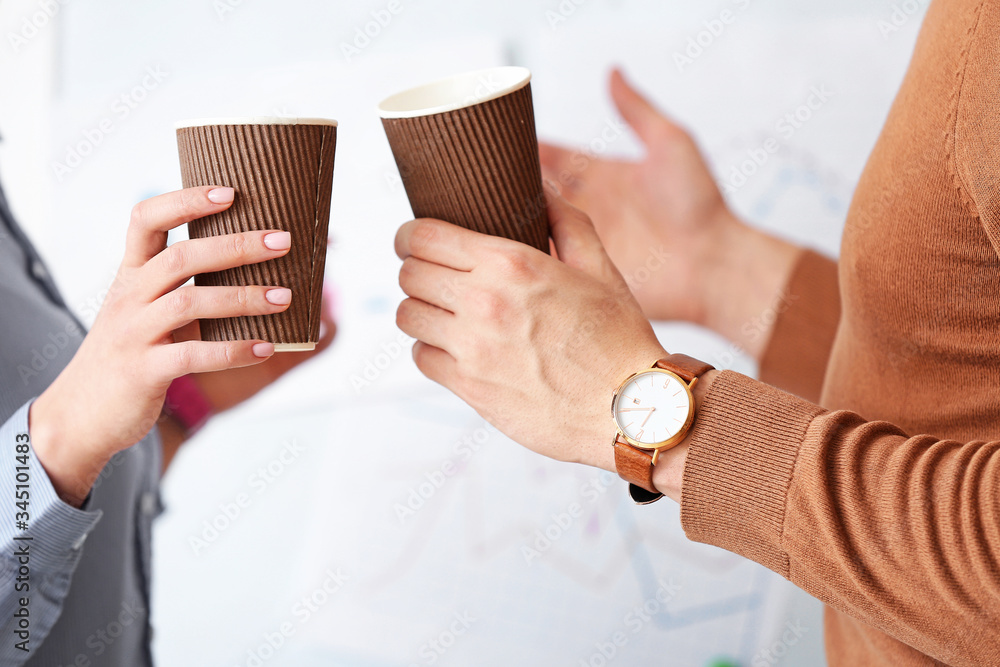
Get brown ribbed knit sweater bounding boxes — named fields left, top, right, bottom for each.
left=679, top=0, right=1000, bottom=665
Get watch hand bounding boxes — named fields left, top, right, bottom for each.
left=619, top=408, right=654, bottom=412
left=641, top=408, right=656, bottom=427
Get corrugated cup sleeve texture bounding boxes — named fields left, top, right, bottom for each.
left=382, top=84, right=549, bottom=253
left=177, top=123, right=336, bottom=348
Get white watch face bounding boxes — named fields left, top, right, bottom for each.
left=613, top=370, right=692, bottom=447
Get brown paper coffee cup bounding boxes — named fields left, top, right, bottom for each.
left=378, top=67, right=550, bottom=253
left=176, top=117, right=337, bottom=351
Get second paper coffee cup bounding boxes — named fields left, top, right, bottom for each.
left=176, top=117, right=337, bottom=351
left=378, top=66, right=550, bottom=253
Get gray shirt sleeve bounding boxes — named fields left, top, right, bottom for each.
left=0, top=400, right=102, bottom=665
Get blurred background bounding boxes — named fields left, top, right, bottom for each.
left=0, top=0, right=928, bottom=665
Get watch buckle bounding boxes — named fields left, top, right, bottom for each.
left=628, top=484, right=664, bottom=505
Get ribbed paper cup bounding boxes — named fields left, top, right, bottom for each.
left=378, top=67, right=550, bottom=253
left=176, top=117, right=337, bottom=352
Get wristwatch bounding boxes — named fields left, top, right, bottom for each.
left=611, top=354, right=714, bottom=504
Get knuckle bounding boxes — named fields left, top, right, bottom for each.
left=398, top=257, right=417, bottom=290
left=223, top=344, right=237, bottom=367
left=226, top=233, right=249, bottom=259
left=167, top=288, right=193, bottom=317
left=173, top=188, right=201, bottom=221
left=409, top=219, right=440, bottom=254
left=492, top=249, right=535, bottom=282
left=471, top=288, right=507, bottom=322
left=129, top=202, right=148, bottom=229
left=395, top=301, right=410, bottom=329
left=396, top=299, right=421, bottom=331
left=162, top=244, right=187, bottom=276
left=171, top=344, right=193, bottom=375
left=234, top=286, right=251, bottom=309
left=411, top=340, right=430, bottom=369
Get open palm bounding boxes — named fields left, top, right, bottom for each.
left=540, top=69, right=737, bottom=325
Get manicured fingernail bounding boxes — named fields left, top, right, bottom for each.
left=253, top=342, right=274, bottom=358
left=207, top=187, right=234, bottom=204
left=265, top=288, right=292, bottom=305
left=264, top=232, right=291, bottom=250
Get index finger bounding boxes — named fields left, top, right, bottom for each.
left=394, top=218, right=501, bottom=271
left=123, top=186, right=235, bottom=268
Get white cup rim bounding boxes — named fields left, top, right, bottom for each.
left=376, top=66, right=531, bottom=119
left=175, top=116, right=338, bottom=130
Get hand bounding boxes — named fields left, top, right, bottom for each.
left=540, top=69, right=798, bottom=358
left=30, top=186, right=292, bottom=505
left=183, top=292, right=338, bottom=415
left=394, top=186, right=668, bottom=474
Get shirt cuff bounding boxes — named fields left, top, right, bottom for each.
left=1, top=401, right=103, bottom=574
left=679, top=371, right=825, bottom=577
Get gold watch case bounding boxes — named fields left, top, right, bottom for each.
left=610, top=364, right=696, bottom=459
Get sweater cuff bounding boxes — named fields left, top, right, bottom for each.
left=680, top=371, right=825, bottom=577
left=759, top=248, right=841, bottom=403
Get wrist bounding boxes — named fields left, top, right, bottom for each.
left=29, top=391, right=110, bottom=507
left=699, top=212, right=800, bottom=360
left=651, top=369, right=719, bottom=501
left=687, top=207, right=747, bottom=329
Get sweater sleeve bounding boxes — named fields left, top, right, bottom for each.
left=757, top=249, right=841, bottom=403
left=680, top=371, right=1000, bottom=667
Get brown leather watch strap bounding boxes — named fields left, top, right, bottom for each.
left=614, top=435, right=657, bottom=494
left=654, top=353, right=715, bottom=383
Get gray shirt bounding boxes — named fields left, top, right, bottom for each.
left=0, top=179, right=160, bottom=666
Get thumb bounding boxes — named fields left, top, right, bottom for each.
left=610, top=68, right=683, bottom=147
left=544, top=184, right=617, bottom=280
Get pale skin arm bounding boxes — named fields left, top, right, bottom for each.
left=539, top=69, right=799, bottom=361
left=158, top=414, right=188, bottom=473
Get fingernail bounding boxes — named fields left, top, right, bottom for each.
left=264, top=232, right=291, bottom=250
left=207, top=187, right=234, bottom=204
left=253, top=342, right=274, bottom=358
left=265, top=288, right=292, bottom=306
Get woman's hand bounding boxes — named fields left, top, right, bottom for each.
left=186, top=296, right=337, bottom=415
left=540, top=69, right=799, bottom=358
left=395, top=186, right=667, bottom=473
left=30, top=186, right=293, bottom=505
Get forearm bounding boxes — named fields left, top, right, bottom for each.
left=158, top=412, right=188, bottom=474
left=697, top=213, right=801, bottom=361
